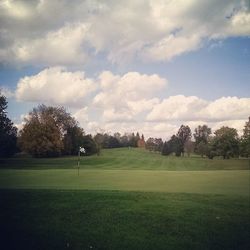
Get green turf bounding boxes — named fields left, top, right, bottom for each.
left=0, top=148, right=249, bottom=170
left=0, top=169, right=249, bottom=196
left=0, top=148, right=249, bottom=249
left=0, top=189, right=249, bottom=250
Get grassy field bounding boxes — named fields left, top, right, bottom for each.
left=0, top=148, right=249, bottom=170
left=0, top=169, right=249, bottom=196
left=0, top=148, right=249, bottom=249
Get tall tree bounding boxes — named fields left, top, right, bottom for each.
left=19, top=104, right=85, bottom=157
left=240, top=117, right=250, bottom=157
left=213, top=126, right=239, bottom=159
left=193, top=125, right=212, bottom=157
left=0, top=91, right=17, bottom=157
left=161, top=141, right=171, bottom=156
left=177, top=125, right=191, bottom=156
left=193, top=125, right=212, bottom=144
left=63, top=126, right=85, bottom=155
left=168, top=135, right=182, bottom=157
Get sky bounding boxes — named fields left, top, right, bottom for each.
left=0, top=0, right=250, bottom=140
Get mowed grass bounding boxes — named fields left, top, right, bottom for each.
left=0, top=148, right=249, bottom=170
left=0, top=189, right=250, bottom=250
left=0, top=148, right=249, bottom=249
left=0, top=169, right=249, bottom=196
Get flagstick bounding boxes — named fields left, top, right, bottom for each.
left=78, top=149, right=80, bottom=176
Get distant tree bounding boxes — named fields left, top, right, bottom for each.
left=146, top=137, right=163, bottom=152
left=154, top=138, right=163, bottom=152
left=193, top=125, right=212, bottom=145
left=0, top=91, right=18, bottom=157
left=63, top=126, right=85, bottom=155
left=81, top=135, right=98, bottom=155
left=161, top=141, right=171, bottom=156
left=120, top=134, right=129, bottom=147
left=177, top=125, right=191, bottom=156
left=169, top=135, right=182, bottom=157
left=213, top=126, right=239, bottom=159
left=19, top=104, right=85, bottom=157
left=196, top=141, right=207, bottom=158
left=184, top=139, right=194, bottom=157
left=205, top=138, right=217, bottom=160
left=240, top=117, right=250, bottom=157
left=108, top=135, right=120, bottom=148
left=146, top=137, right=155, bottom=151
left=129, top=132, right=138, bottom=147
left=94, top=133, right=105, bottom=155
left=135, top=132, right=140, bottom=145
left=19, top=110, right=63, bottom=157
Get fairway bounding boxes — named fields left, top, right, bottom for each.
left=1, top=148, right=249, bottom=170
left=0, top=169, right=249, bottom=196
left=0, top=148, right=249, bottom=249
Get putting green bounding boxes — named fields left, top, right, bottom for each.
left=0, top=169, right=249, bottom=196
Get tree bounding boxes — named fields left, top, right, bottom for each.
left=63, top=126, right=85, bottom=155
left=19, top=115, right=63, bottom=157
left=240, top=117, right=250, bottom=157
left=19, top=104, right=85, bottom=157
left=154, top=138, right=163, bottom=152
left=145, top=137, right=155, bottom=151
left=169, top=135, right=182, bottom=157
left=81, top=135, right=98, bottom=155
left=193, top=125, right=212, bottom=145
left=162, top=141, right=171, bottom=156
left=184, top=139, right=194, bottom=157
left=177, top=125, right=191, bottom=156
left=0, top=91, right=17, bottom=157
left=145, top=137, right=163, bottom=152
left=213, top=126, right=239, bottom=159
left=196, top=141, right=207, bottom=158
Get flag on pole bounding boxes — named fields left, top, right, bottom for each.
left=79, top=147, right=86, bottom=153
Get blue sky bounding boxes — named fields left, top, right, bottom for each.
left=0, top=0, right=249, bottom=139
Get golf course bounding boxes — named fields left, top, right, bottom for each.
left=0, top=148, right=249, bottom=249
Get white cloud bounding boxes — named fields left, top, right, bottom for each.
left=94, top=71, right=167, bottom=122
left=147, top=95, right=208, bottom=121
left=210, top=119, right=246, bottom=136
left=15, top=67, right=96, bottom=106
left=12, top=22, right=89, bottom=66
left=142, top=34, right=202, bottom=61
left=0, top=0, right=249, bottom=65
left=73, top=107, right=89, bottom=124
left=0, top=86, right=15, bottom=98
left=200, top=97, right=250, bottom=121
left=147, top=95, right=250, bottom=122
left=226, top=11, right=250, bottom=36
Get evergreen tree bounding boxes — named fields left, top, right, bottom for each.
left=162, top=141, right=171, bottom=156
left=240, top=117, right=250, bottom=157
left=0, top=91, right=17, bottom=157
left=177, top=125, right=191, bottom=156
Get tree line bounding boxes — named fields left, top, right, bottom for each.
left=0, top=91, right=249, bottom=159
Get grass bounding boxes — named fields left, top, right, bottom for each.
left=0, top=169, right=249, bottom=196
left=0, top=189, right=249, bottom=250
left=0, top=148, right=249, bottom=249
left=0, top=148, right=249, bottom=170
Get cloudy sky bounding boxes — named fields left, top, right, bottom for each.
left=0, top=0, right=250, bottom=140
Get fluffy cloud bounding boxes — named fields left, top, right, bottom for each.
left=0, top=0, right=249, bottom=65
left=0, top=86, right=15, bottom=98
left=15, top=67, right=96, bottom=106
left=12, top=22, right=89, bottom=66
left=147, top=95, right=208, bottom=121
left=200, top=97, right=250, bottom=121
left=93, top=71, right=166, bottom=121
left=147, top=95, right=250, bottom=122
